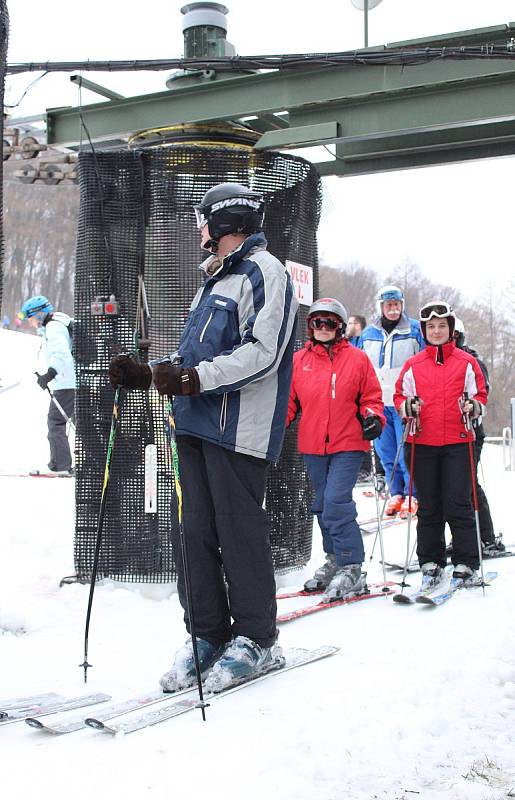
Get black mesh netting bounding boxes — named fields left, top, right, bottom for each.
left=0, top=1, right=8, bottom=309
left=75, top=145, right=321, bottom=582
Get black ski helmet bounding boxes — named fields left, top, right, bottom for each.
left=194, top=183, right=265, bottom=251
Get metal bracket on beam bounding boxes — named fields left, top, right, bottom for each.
left=254, top=121, right=340, bottom=150
left=70, top=75, right=125, bottom=101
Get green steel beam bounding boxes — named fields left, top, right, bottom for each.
left=314, top=138, right=515, bottom=177
left=45, top=23, right=515, bottom=176
left=387, top=23, right=515, bottom=48
left=47, top=53, right=515, bottom=146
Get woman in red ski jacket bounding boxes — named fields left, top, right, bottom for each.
left=287, top=298, right=385, bottom=599
left=394, top=300, right=488, bottom=590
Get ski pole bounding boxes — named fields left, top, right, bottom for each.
left=0, top=380, right=21, bottom=395
left=80, top=385, right=122, bottom=683
left=369, top=421, right=410, bottom=562
left=370, top=442, right=389, bottom=593
left=461, top=394, right=486, bottom=592
left=155, top=354, right=208, bottom=722
left=399, top=413, right=418, bottom=594
left=35, top=372, right=76, bottom=430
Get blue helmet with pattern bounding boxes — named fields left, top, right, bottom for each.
left=18, top=295, right=53, bottom=321
left=376, top=285, right=404, bottom=317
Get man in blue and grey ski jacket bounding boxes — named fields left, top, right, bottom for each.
left=359, top=286, right=424, bottom=516
left=109, top=183, right=299, bottom=691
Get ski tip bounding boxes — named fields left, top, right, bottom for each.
left=392, top=593, right=414, bottom=604
left=415, top=595, right=436, bottom=605
left=25, top=718, right=45, bottom=729
left=84, top=717, right=105, bottom=730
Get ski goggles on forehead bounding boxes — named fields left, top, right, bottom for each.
left=309, top=316, right=341, bottom=330
left=419, top=302, right=452, bottom=321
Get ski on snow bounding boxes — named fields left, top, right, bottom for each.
left=393, top=570, right=497, bottom=606
left=276, top=580, right=396, bottom=601
left=0, top=692, right=61, bottom=719
left=85, top=646, right=338, bottom=735
left=277, top=583, right=396, bottom=622
left=25, top=689, right=192, bottom=735
left=416, top=571, right=498, bottom=607
left=0, top=693, right=111, bottom=725
left=381, top=560, right=419, bottom=574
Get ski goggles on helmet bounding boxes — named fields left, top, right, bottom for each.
left=194, top=207, right=208, bottom=230
left=379, top=289, right=403, bottom=302
left=309, top=316, right=341, bottom=331
left=419, top=302, right=453, bottom=322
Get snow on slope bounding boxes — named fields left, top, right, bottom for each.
left=1, top=328, right=515, bottom=800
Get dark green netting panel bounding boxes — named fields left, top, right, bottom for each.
left=75, top=145, right=320, bottom=581
left=0, top=1, right=8, bottom=309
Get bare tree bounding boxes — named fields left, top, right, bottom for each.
left=319, top=261, right=379, bottom=323
left=2, top=163, right=78, bottom=326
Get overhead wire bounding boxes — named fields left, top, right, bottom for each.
left=6, top=45, right=515, bottom=75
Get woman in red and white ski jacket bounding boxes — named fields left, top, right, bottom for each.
left=287, top=298, right=385, bottom=593
left=393, top=301, right=488, bottom=581
left=394, top=341, right=487, bottom=447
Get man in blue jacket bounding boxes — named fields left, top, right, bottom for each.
left=359, top=286, right=424, bottom=517
left=18, top=295, right=75, bottom=476
left=109, top=183, right=298, bottom=691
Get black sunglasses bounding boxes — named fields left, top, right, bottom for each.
left=309, top=316, right=340, bottom=331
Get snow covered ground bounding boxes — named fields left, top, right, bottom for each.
left=1, top=328, right=515, bottom=800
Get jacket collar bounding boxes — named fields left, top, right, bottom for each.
left=200, top=232, right=268, bottom=280
left=425, top=339, right=455, bottom=363
left=372, top=312, right=411, bottom=335
left=305, top=338, right=348, bottom=356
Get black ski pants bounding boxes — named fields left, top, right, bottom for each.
left=174, top=435, right=277, bottom=649
left=405, top=442, right=480, bottom=570
left=47, top=388, right=75, bottom=471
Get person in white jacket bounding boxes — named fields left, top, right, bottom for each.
left=18, top=295, right=75, bottom=476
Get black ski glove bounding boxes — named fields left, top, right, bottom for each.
left=152, top=362, right=201, bottom=397
left=404, top=397, right=422, bottom=418
left=461, top=398, right=482, bottom=418
left=362, top=415, right=382, bottom=441
left=108, top=354, right=152, bottom=390
left=36, top=368, right=57, bottom=390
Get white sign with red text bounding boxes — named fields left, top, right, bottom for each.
left=286, top=260, right=313, bottom=306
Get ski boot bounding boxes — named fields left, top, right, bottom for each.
left=482, top=535, right=506, bottom=556
left=204, top=636, right=284, bottom=693
left=303, top=553, right=338, bottom=592
left=375, top=474, right=386, bottom=494
left=385, top=494, right=403, bottom=516
left=159, top=637, right=224, bottom=692
left=399, top=497, right=418, bottom=520
left=452, top=564, right=477, bottom=585
left=323, top=564, right=367, bottom=602
left=419, top=562, right=447, bottom=593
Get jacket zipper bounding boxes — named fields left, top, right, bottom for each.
left=199, top=312, right=213, bottom=343
left=219, top=393, right=228, bottom=434
left=331, top=372, right=336, bottom=399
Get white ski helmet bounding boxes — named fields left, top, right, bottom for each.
left=376, top=285, right=404, bottom=317
left=453, top=316, right=465, bottom=347
left=307, top=297, right=348, bottom=338
left=419, top=299, right=455, bottom=341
